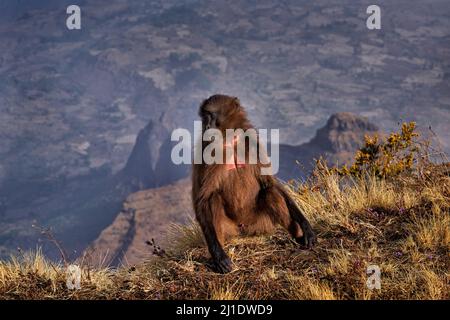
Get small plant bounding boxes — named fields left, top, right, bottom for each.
left=330, top=122, right=420, bottom=178
left=145, top=238, right=166, bottom=257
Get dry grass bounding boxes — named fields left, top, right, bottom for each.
left=0, top=163, right=448, bottom=300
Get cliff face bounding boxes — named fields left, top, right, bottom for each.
left=311, top=112, right=379, bottom=153
left=278, top=112, right=378, bottom=180
left=120, top=119, right=189, bottom=189
left=0, top=115, right=186, bottom=260
left=90, top=112, right=379, bottom=265
left=88, top=178, right=192, bottom=265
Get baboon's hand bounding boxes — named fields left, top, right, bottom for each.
left=213, top=252, right=232, bottom=274
left=297, top=222, right=317, bottom=248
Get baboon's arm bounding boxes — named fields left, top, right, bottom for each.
left=194, top=193, right=232, bottom=273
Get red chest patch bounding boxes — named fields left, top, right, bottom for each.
left=224, top=136, right=245, bottom=170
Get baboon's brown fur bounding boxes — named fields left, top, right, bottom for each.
left=192, top=94, right=316, bottom=273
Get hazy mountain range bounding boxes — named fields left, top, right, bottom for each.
left=0, top=0, right=448, bottom=260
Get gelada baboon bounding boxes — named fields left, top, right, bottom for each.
left=192, top=94, right=316, bottom=273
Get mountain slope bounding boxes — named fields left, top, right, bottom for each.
left=88, top=178, right=191, bottom=265
left=2, top=157, right=448, bottom=300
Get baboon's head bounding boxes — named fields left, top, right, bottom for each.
left=199, top=94, right=250, bottom=132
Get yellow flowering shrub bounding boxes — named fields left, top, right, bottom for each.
left=332, top=122, right=419, bottom=178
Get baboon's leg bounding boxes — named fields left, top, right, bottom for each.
left=256, top=186, right=301, bottom=237
left=195, top=193, right=236, bottom=273
left=275, top=184, right=316, bottom=247
left=243, top=208, right=276, bottom=236
left=257, top=184, right=316, bottom=247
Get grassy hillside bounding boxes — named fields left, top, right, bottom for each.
left=0, top=126, right=448, bottom=300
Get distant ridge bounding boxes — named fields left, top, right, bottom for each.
left=278, top=112, right=378, bottom=180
